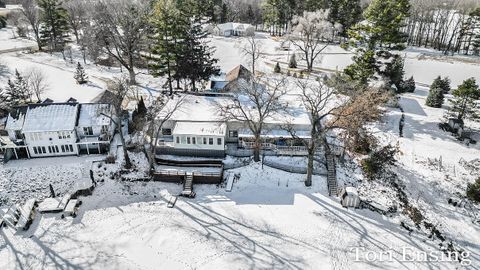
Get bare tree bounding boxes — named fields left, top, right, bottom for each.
left=218, top=76, right=288, bottom=162
left=240, top=35, right=262, bottom=76
left=63, top=0, right=87, bottom=44
left=102, top=77, right=133, bottom=169
left=144, top=94, right=184, bottom=168
left=285, top=79, right=344, bottom=186
left=19, top=0, right=42, bottom=50
left=26, top=67, right=49, bottom=102
left=289, top=10, right=337, bottom=71
left=91, top=0, right=152, bottom=84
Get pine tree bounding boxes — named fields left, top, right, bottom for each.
left=74, top=62, right=88, bottom=84
left=274, top=62, right=281, bottom=73
left=402, top=76, right=416, bottom=93
left=383, top=55, right=405, bottom=91
left=220, top=3, right=228, bottom=23
left=425, top=88, right=444, bottom=108
left=345, top=0, right=410, bottom=85
left=38, top=0, right=70, bottom=52
left=448, top=78, right=480, bottom=121
left=328, top=0, right=362, bottom=37
left=137, top=96, right=147, bottom=117
left=6, top=70, right=31, bottom=105
left=149, top=0, right=187, bottom=95
left=0, top=15, right=6, bottom=29
left=289, top=54, right=297, bottom=68
left=180, top=16, right=220, bottom=91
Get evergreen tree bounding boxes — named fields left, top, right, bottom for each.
left=149, top=0, right=187, bottom=95
left=289, top=54, right=297, bottom=68
left=180, top=16, right=220, bottom=91
left=6, top=70, right=31, bottom=105
left=220, top=3, right=228, bottom=23
left=383, top=55, right=405, bottom=91
left=430, top=76, right=451, bottom=94
left=402, top=76, right=416, bottom=93
left=448, top=78, right=480, bottom=122
left=137, top=96, right=147, bottom=117
left=425, top=88, right=444, bottom=108
left=74, top=62, right=88, bottom=84
left=274, top=62, right=281, bottom=73
left=38, top=0, right=70, bottom=52
left=344, top=49, right=376, bottom=85
left=345, top=0, right=410, bottom=85
left=328, top=0, right=362, bottom=37
left=0, top=16, right=6, bottom=29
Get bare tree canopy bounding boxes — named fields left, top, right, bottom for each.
left=289, top=10, right=339, bottom=71
left=26, top=67, right=49, bottom=102
left=90, top=0, right=152, bottom=84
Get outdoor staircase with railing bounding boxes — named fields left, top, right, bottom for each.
left=181, top=173, right=195, bottom=198
left=325, top=148, right=338, bottom=197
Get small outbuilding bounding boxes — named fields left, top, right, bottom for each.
left=339, top=187, right=361, bottom=208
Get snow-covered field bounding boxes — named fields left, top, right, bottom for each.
left=2, top=162, right=476, bottom=270
left=0, top=31, right=479, bottom=270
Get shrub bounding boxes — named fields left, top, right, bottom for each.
left=466, top=178, right=480, bottom=203
left=274, top=62, right=281, bottom=73
left=425, top=88, right=444, bottom=108
left=402, top=76, right=416, bottom=93
left=289, top=54, right=297, bottom=68
left=361, top=144, right=398, bottom=180
left=105, top=155, right=116, bottom=164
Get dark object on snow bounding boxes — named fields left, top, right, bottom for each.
left=49, top=184, right=56, bottom=198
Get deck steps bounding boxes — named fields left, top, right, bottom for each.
left=181, top=173, right=196, bottom=198
left=326, top=150, right=338, bottom=197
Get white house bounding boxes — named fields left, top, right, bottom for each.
left=156, top=94, right=311, bottom=157
left=1, top=101, right=115, bottom=159
left=208, top=23, right=255, bottom=37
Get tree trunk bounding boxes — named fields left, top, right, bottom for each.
left=253, top=134, right=261, bottom=162
left=117, top=115, right=132, bottom=169
left=128, top=68, right=136, bottom=85
left=305, top=145, right=314, bottom=187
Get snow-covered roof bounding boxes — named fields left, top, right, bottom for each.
left=22, top=103, right=79, bottom=132
left=173, top=122, right=227, bottom=136
left=217, top=23, right=254, bottom=32
left=160, top=93, right=311, bottom=126
left=78, top=104, right=112, bottom=127
left=5, top=106, right=28, bottom=130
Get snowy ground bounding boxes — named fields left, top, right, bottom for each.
left=0, top=32, right=479, bottom=269
left=2, top=161, right=476, bottom=270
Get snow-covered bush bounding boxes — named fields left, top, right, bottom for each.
left=274, top=62, right=281, bottom=73
left=425, top=88, right=444, bottom=108
left=401, top=76, right=416, bottom=93
left=361, top=144, right=398, bottom=180
left=467, top=178, right=480, bottom=203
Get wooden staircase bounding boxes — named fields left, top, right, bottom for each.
left=325, top=149, right=338, bottom=197
left=181, top=173, right=195, bottom=198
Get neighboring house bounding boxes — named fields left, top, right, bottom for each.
left=209, top=65, right=253, bottom=92
left=76, top=104, right=116, bottom=153
left=1, top=100, right=115, bottom=159
left=207, top=23, right=255, bottom=37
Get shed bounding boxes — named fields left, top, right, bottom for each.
left=339, top=187, right=361, bottom=208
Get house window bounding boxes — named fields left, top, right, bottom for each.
left=69, top=145, right=74, bottom=152
left=33, top=147, right=38, bottom=154
left=83, top=127, right=93, bottom=136
left=229, top=131, right=238, bottom=138
left=61, top=145, right=65, bottom=152
left=217, top=138, right=222, bottom=145
left=187, top=137, right=191, bottom=144
left=203, top=137, right=207, bottom=144
left=181, top=136, right=186, bottom=144
left=176, top=136, right=180, bottom=144
left=101, top=125, right=109, bottom=134
left=209, top=138, right=213, bottom=145
left=192, top=137, right=196, bottom=144
left=162, top=128, right=172, bottom=136
left=41, top=146, right=46, bottom=153
left=14, top=130, right=23, bottom=140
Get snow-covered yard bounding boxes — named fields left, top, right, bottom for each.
left=1, top=162, right=476, bottom=270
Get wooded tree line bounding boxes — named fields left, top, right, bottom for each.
left=405, top=0, right=480, bottom=55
